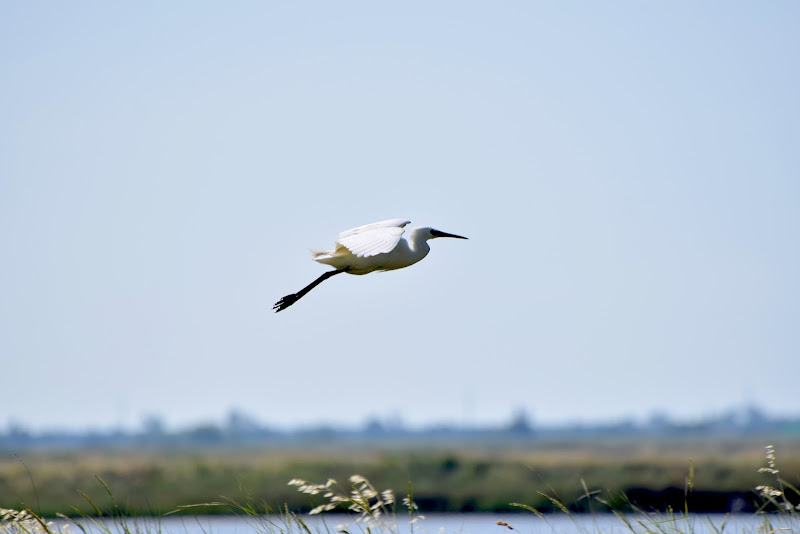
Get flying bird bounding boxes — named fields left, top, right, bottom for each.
left=273, top=218, right=467, bottom=312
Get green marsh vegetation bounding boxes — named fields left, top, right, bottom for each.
left=1, top=441, right=798, bottom=534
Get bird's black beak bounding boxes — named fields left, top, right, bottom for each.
left=430, top=229, right=468, bottom=240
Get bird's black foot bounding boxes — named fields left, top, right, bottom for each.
left=273, top=294, right=299, bottom=312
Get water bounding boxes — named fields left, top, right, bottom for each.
left=53, top=513, right=797, bottom=534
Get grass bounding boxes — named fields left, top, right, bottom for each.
left=3, top=439, right=798, bottom=516
left=1, top=443, right=798, bottom=534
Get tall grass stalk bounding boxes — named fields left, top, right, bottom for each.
left=287, top=475, right=422, bottom=534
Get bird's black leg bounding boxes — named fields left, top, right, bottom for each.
left=273, top=268, right=349, bottom=312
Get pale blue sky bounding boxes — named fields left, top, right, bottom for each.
left=1, top=2, right=798, bottom=432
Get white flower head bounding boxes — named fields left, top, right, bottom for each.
left=381, top=489, right=395, bottom=505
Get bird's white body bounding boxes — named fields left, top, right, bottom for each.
left=312, top=219, right=433, bottom=275
left=273, top=218, right=466, bottom=312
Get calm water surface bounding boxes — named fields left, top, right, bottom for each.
left=55, top=513, right=797, bottom=534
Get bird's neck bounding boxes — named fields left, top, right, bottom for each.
left=407, top=229, right=432, bottom=258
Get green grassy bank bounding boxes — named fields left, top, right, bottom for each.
left=1, top=439, right=798, bottom=516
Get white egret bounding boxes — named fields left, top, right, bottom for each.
left=273, top=218, right=468, bottom=312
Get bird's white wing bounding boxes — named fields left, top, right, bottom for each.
left=336, top=219, right=410, bottom=258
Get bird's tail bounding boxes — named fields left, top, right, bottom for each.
left=310, top=249, right=333, bottom=260
left=311, top=241, right=351, bottom=260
